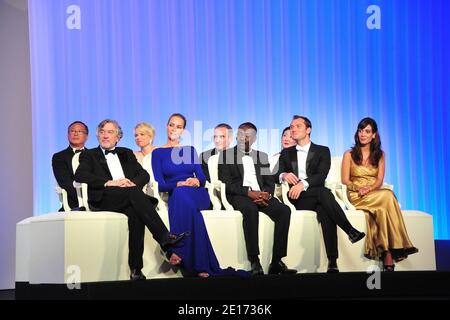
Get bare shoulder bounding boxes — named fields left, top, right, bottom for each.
left=342, top=150, right=353, bottom=165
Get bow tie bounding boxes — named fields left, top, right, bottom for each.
left=105, top=149, right=117, bottom=155
left=296, top=145, right=308, bottom=152
left=74, top=149, right=83, bottom=154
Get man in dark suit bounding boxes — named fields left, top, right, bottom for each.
left=74, top=119, right=187, bottom=280
left=218, top=122, right=296, bottom=276
left=200, top=123, right=233, bottom=182
left=52, top=121, right=89, bottom=211
left=276, top=115, right=365, bottom=273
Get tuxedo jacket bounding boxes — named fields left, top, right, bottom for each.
left=52, top=146, right=87, bottom=210
left=275, top=143, right=331, bottom=189
left=218, top=146, right=275, bottom=202
left=199, top=148, right=219, bottom=182
left=74, top=146, right=150, bottom=204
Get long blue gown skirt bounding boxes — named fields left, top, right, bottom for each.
left=152, top=146, right=249, bottom=277
left=169, top=187, right=249, bottom=277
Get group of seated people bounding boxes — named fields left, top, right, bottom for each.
left=52, top=114, right=418, bottom=279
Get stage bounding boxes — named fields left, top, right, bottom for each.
left=15, top=271, right=450, bottom=300
left=1, top=0, right=450, bottom=297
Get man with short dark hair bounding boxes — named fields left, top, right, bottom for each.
left=52, top=121, right=89, bottom=211
left=74, top=119, right=187, bottom=280
left=276, top=115, right=365, bottom=273
left=219, top=122, right=296, bottom=276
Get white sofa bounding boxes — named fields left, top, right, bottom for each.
left=16, top=207, right=435, bottom=284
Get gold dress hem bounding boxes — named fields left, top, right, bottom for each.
left=347, top=160, right=418, bottom=261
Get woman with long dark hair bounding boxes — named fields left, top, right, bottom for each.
left=341, top=117, right=418, bottom=271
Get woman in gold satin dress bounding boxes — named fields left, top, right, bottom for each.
left=342, top=118, right=418, bottom=271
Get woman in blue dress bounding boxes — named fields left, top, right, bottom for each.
left=152, top=113, right=249, bottom=278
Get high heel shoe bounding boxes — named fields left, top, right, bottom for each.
left=160, top=249, right=182, bottom=266
left=382, top=250, right=395, bottom=272
left=383, top=264, right=395, bottom=272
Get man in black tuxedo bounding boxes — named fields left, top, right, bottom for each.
left=218, top=122, right=296, bottom=276
left=200, top=123, right=233, bottom=182
left=276, top=115, right=365, bottom=273
left=74, top=119, right=187, bottom=280
left=52, top=121, right=89, bottom=211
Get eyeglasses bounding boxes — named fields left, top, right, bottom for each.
left=69, top=130, right=87, bottom=135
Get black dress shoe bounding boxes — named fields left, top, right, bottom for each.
left=327, top=260, right=339, bottom=273
left=71, top=207, right=86, bottom=211
left=268, top=261, right=297, bottom=275
left=130, top=269, right=146, bottom=280
left=161, top=232, right=189, bottom=251
left=348, top=228, right=365, bottom=244
left=250, top=261, right=264, bottom=276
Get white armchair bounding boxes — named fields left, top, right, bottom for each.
left=55, top=186, right=71, bottom=212
left=269, top=153, right=284, bottom=203
left=325, top=156, right=350, bottom=211
left=140, top=153, right=169, bottom=213
left=205, top=154, right=234, bottom=211
left=329, top=156, right=395, bottom=210
left=55, top=152, right=85, bottom=212
left=277, top=156, right=347, bottom=211
left=204, top=154, right=302, bottom=273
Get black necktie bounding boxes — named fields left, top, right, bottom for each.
left=74, top=149, right=83, bottom=154
left=105, top=149, right=116, bottom=155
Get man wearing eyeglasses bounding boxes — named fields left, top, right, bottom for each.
left=52, top=121, right=89, bottom=211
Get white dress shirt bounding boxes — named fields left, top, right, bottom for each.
left=296, top=143, right=311, bottom=190
left=102, top=148, right=126, bottom=180
left=72, top=147, right=85, bottom=153
left=242, top=153, right=261, bottom=191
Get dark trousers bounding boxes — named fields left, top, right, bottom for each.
left=92, top=186, right=169, bottom=270
left=290, top=186, right=353, bottom=260
left=230, top=196, right=291, bottom=261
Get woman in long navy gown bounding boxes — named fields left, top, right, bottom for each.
left=152, top=113, right=249, bottom=278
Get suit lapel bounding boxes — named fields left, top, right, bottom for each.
left=64, top=147, right=75, bottom=172
left=117, top=148, right=129, bottom=178
left=289, top=147, right=299, bottom=177
left=253, top=151, right=264, bottom=190
left=234, top=147, right=245, bottom=178
left=306, top=143, right=316, bottom=173
left=95, top=147, right=113, bottom=179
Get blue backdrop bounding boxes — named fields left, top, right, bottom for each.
left=28, top=0, right=449, bottom=239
